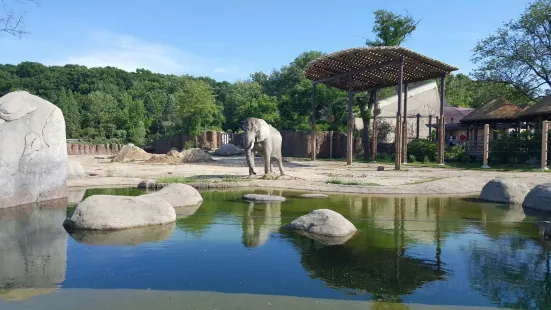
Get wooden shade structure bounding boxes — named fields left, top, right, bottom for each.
left=304, top=46, right=458, bottom=170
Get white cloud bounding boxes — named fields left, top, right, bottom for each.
left=46, top=30, right=249, bottom=81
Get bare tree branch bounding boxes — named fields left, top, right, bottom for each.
left=0, top=0, right=38, bottom=38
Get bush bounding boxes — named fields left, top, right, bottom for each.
left=408, top=139, right=438, bottom=162
left=445, top=145, right=464, bottom=162
left=409, top=154, right=416, bottom=163
left=183, top=140, right=195, bottom=150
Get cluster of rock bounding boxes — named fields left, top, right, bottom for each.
left=64, top=183, right=203, bottom=230
left=112, top=143, right=153, bottom=162
left=479, top=178, right=551, bottom=211
left=240, top=192, right=356, bottom=245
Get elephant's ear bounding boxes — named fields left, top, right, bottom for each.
left=257, top=123, right=270, bottom=141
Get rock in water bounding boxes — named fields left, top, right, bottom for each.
left=148, top=183, right=203, bottom=207
left=299, top=193, right=329, bottom=199
left=242, top=194, right=286, bottom=203
left=214, top=144, right=243, bottom=156
left=0, top=91, right=68, bottom=208
left=68, top=159, right=86, bottom=180
left=286, top=209, right=356, bottom=237
left=137, top=179, right=157, bottom=189
left=63, top=195, right=176, bottom=230
left=523, top=182, right=551, bottom=211
left=479, top=178, right=529, bottom=204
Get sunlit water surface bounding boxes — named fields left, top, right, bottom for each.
left=1, top=187, right=551, bottom=309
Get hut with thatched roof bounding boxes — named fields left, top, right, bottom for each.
left=516, top=95, right=551, bottom=129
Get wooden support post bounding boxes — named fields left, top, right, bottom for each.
left=416, top=113, right=421, bottom=139
left=311, top=83, right=317, bottom=161
left=371, top=91, right=378, bottom=162
left=395, top=57, right=404, bottom=171
left=346, top=77, right=353, bottom=166
left=402, top=84, right=408, bottom=164
left=438, top=74, right=446, bottom=165
left=482, top=124, right=490, bottom=169
left=542, top=120, right=549, bottom=170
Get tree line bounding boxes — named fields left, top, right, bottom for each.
left=0, top=0, right=548, bottom=148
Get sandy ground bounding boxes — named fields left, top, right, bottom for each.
left=68, top=154, right=551, bottom=196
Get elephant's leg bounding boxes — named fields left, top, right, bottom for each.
left=263, top=143, right=273, bottom=174
left=276, top=150, right=285, bottom=176
left=246, top=146, right=256, bottom=175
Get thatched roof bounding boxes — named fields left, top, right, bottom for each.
left=517, top=95, right=551, bottom=118
left=460, top=98, right=525, bottom=123
left=304, top=46, right=458, bottom=92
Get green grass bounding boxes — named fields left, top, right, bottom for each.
left=326, top=179, right=381, bottom=186
left=157, top=176, right=243, bottom=184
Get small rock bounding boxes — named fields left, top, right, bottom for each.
left=286, top=209, right=356, bottom=237
left=138, top=179, right=157, bottom=189
left=523, top=182, right=551, bottom=211
left=480, top=178, right=529, bottom=204
left=299, top=193, right=328, bottom=199
left=214, top=144, right=243, bottom=156
left=377, top=166, right=385, bottom=171
left=242, top=194, right=286, bottom=203
left=68, top=159, right=86, bottom=180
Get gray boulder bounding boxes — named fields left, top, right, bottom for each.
left=242, top=194, right=286, bottom=203
left=68, top=159, right=86, bottom=179
left=64, top=195, right=176, bottom=230
left=286, top=209, right=357, bottom=238
left=148, top=183, right=203, bottom=207
left=299, top=193, right=329, bottom=199
left=523, top=182, right=551, bottom=211
left=214, top=143, right=243, bottom=156
left=479, top=178, right=529, bottom=204
left=0, top=91, right=68, bottom=208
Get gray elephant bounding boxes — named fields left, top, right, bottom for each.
left=242, top=117, right=285, bottom=176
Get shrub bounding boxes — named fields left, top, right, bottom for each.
left=445, top=145, right=464, bottom=162
left=409, top=154, right=416, bottom=163
left=408, top=139, right=438, bottom=162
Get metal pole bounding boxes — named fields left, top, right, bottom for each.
left=311, top=83, right=317, bottom=161
left=542, top=120, right=549, bottom=170
left=395, top=57, right=404, bottom=171
left=482, top=124, right=490, bottom=169
left=402, top=83, right=408, bottom=164
left=347, top=75, right=353, bottom=165
left=416, top=113, right=421, bottom=139
left=438, top=74, right=446, bottom=165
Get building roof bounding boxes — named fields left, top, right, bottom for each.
left=304, top=46, right=458, bottom=92
left=517, top=95, right=551, bottom=118
left=460, top=97, right=525, bottom=123
left=444, top=106, right=475, bottom=124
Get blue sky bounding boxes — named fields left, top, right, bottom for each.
left=0, top=0, right=533, bottom=81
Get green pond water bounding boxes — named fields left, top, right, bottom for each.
left=1, top=188, right=551, bottom=309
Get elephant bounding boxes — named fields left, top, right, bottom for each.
left=242, top=117, right=285, bottom=176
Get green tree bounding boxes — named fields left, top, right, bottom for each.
left=174, top=79, right=223, bottom=137
left=361, top=9, right=420, bottom=160
left=81, top=91, right=119, bottom=141
left=56, top=88, right=81, bottom=138
left=127, top=99, right=147, bottom=145
left=472, top=0, right=551, bottom=99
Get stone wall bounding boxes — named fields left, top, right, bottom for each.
left=154, top=130, right=222, bottom=154
left=66, top=143, right=124, bottom=155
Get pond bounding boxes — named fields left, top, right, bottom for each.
left=1, top=188, right=551, bottom=309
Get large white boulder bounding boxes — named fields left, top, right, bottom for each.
left=0, top=91, right=68, bottom=208
left=148, top=183, right=203, bottom=207
left=63, top=195, right=176, bottom=230
left=523, top=182, right=551, bottom=211
left=479, top=178, right=529, bottom=204
left=214, top=144, right=243, bottom=156
left=286, top=209, right=357, bottom=237
left=67, top=159, right=86, bottom=179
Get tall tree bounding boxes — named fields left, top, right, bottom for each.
left=1, top=0, right=39, bottom=37
left=472, top=0, right=551, bottom=99
left=361, top=9, right=420, bottom=160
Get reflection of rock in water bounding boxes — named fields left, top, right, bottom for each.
left=242, top=202, right=281, bottom=248
left=481, top=203, right=526, bottom=223
left=0, top=199, right=68, bottom=299
left=68, top=223, right=175, bottom=245
left=68, top=189, right=86, bottom=204
left=174, top=204, right=201, bottom=219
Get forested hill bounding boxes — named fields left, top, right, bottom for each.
left=0, top=51, right=529, bottom=145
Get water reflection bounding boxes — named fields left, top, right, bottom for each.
left=68, top=223, right=176, bottom=246
left=0, top=199, right=68, bottom=301
left=242, top=201, right=281, bottom=247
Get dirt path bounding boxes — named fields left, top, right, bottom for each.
left=68, top=155, right=551, bottom=196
